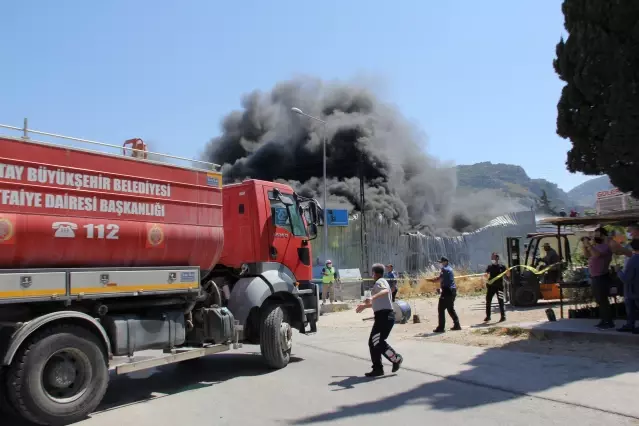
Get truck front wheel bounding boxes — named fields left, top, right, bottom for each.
left=260, top=304, right=292, bottom=369
left=7, top=324, right=109, bottom=425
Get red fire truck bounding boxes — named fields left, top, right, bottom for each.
left=0, top=120, right=321, bottom=425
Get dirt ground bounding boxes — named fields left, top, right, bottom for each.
left=319, top=295, right=639, bottom=363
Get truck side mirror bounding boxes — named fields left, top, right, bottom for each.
left=308, top=202, right=319, bottom=224
left=308, top=223, right=318, bottom=240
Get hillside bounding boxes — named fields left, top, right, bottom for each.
left=456, top=162, right=594, bottom=211
left=566, top=176, right=613, bottom=206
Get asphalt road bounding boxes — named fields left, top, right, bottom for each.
left=7, top=327, right=639, bottom=426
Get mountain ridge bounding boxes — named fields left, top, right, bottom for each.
left=455, top=162, right=612, bottom=210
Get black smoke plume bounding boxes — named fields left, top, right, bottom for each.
left=203, top=77, right=523, bottom=235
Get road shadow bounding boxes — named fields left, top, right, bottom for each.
left=468, top=299, right=560, bottom=313
left=467, top=322, right=493, bottom=329
left=289, top=331, right=639, bottom=424
left=507, top=300, right=560, bottom=312
left=328, top=374, right=395, bottom=391
left=5, top=352, right=303, bottom=426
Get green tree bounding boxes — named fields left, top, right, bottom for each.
left=537, top=190, right=557, bottom=215
left=553, top=0, right=639, bottom=197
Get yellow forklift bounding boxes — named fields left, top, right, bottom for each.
left=505, top=232, right=573, bottom=306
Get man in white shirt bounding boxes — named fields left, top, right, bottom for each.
left=356, top=263, right=403, bottom=377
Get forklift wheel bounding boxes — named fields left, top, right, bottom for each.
left=514, top=287, right=537, bottom=307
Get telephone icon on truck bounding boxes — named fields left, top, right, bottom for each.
left=52, top=222, right=78, bottom=238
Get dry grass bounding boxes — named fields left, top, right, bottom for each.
left=473, top=326, right=532, bottom=339
left=397, top=268, right=486, bottom=298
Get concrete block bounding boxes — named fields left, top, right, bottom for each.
left=320, top=302, right=350, bottom=314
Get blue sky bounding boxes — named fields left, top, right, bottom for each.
left=0, top=0, right=588, bottom=191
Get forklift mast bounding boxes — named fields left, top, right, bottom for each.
left=505, top=236, right=522, bottom=304
left=506, top=236, right=522, bottom=288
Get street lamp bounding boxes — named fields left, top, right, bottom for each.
left=291, top=107, right=329, bottom=265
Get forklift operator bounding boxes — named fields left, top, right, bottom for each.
left=540, top=243, right=561, bottom=284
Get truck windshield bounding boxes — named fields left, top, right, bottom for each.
left=268, top=192, right=307, bottom=237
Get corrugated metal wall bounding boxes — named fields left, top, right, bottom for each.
left=310, top=210, right=536, bottom=275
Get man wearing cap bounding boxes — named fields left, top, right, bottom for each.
left=321, top=259, right=339, bottom=304
left=355, top=263, right=403, bottom=377
left=428, top=256, right=461, bottom=333
left=386, top=264, right=399, bottom=302
left=540, top=242, right=561, bottom=284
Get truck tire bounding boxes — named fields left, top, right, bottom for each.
left=7, top=324, right=109, bottom=426
left=260, top=304, right=292, bottom=369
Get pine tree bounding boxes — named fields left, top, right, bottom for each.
left=537, top=190, right=557, bottom=215
left=554, top=0, right=639, bottom=197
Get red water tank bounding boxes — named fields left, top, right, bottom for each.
left=0, top=136, right=224, bottom=270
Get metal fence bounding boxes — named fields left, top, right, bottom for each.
left=310, top=210, right=536, bottom=276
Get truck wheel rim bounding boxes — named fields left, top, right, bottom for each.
left=280, top=322, right=293, bottom=352
left=42, top=348, right=92, bottom=403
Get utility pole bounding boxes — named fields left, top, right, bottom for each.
left=358, top=152, right=369, bottom=274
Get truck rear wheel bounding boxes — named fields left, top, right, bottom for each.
left=7, top=324, right=109, bottom=425
left=260, top=304, right=292, bottom=369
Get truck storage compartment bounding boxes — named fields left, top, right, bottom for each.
left=68, top=268, right=200, bottom=297
left=0, top=135, right=224, bottom=270
left=103, top=310, right=186, bottom=356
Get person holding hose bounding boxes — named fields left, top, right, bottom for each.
left=356, top=263, right=403, bottom=377
left=484, top=252, right=509, bottom=323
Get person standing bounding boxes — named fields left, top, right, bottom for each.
left=428, top=256, right=461, bottom=333
left=386, top=264, right=399, bottom=302
left=582, top=227, right=614, bottom=329
left=321, top=260, right=339, bottom=304
left=617, top=238, right=639, bottom=333
left=614, top=223, right=639, bottom=332
left=355, top=263, right=403, bottom=377
left=484, top=253, right=509, bottom=323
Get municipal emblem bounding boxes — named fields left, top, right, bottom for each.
left=0, top=217, right=15, bottom=243
left=147, top=224, right=164, bottom=247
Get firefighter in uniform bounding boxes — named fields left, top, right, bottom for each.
left=321, top=260, right=339, bottom=304
left=356, top=263, right=403, bottom=377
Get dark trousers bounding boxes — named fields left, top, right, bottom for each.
left=369, top=309, right=399, bottom=369
left=438, top=288, right=460, bottom=328
left=391, top=288, right=397, bottom=302
left=625, top=297, right=639, bottom=327
left=486, top=284, right=505, bottom=318
left=543, top=270, right=560, bottom=284
left=591, top=274, right=612, bottom=323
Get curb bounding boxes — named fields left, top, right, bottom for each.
left=502, top=322, right=639, bottom=345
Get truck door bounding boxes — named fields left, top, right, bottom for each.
left=264, top=188, right=309, bottom=280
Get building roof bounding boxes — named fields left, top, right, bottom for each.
left=539, top=209, right=639, bottom=226
left=526, top=232, right=574, bottom=238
